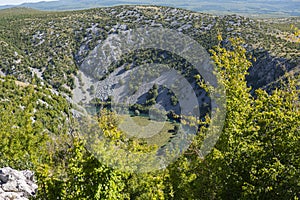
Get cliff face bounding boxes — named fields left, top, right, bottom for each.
left=0, top=167, right=38, bottom=200
left=247, top=50, right=298, bottom=91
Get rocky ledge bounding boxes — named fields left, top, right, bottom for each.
left=0, top=167, right=38, bottom=200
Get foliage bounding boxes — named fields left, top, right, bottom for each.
left=165, top=36, right=300, bottom=199
left=0, top=76, right=69, bottom=169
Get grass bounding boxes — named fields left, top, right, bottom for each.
left=119, top=114, right=176, bottom=147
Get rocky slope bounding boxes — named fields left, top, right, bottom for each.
left=0, top=6, right=299, bottom=105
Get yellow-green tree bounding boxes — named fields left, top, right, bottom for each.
left=166, top=36, right=299, bottom=199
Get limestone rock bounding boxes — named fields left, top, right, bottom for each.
left=0, top=167, right=38, bottom=200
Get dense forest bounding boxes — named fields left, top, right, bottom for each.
left=0, top=5, right=299, bottom=199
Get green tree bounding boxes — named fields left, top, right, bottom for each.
left=166, top=36, right=300, bottom=199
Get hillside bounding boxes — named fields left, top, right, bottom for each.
left=0, top=6, right=299, bottom=94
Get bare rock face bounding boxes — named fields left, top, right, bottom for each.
left=0, top=167, right=38, bottom=200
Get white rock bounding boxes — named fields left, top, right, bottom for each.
left=0, top=167, right=38, bottom=200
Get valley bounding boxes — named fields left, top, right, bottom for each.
left=0, top=5, right=299, bottom=199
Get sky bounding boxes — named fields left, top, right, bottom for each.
left=0, top=0, right=56, bottom=6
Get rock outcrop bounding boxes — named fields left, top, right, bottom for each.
left=0, top=167, right=38, bottom=200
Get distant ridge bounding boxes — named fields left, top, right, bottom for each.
left=0, top=0, right=300, bottom=17
left=0, top=7, right=46, bottom=17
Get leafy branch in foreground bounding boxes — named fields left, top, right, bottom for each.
left=166, top=36, right=300, bottom=199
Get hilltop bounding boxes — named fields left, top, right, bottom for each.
left=1, top=0, right=300, bottom=17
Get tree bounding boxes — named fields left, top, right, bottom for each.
left=146, top=84, right=159, bottom=106
left=166, top=36, right=300, bottom=199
